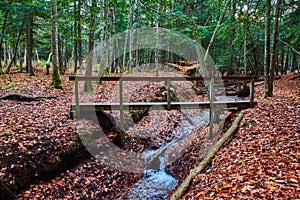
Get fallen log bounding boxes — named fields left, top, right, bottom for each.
left=170, top=110, right=244, bottom=200
left=0, top=94, right=57, bottom=101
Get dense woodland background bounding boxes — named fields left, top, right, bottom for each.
left=0, top=0, right=299, bottom=93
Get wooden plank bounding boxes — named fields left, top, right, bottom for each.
left=71, top=101, right=256, bottom=112
left=69, top=76, right=258, bottom=82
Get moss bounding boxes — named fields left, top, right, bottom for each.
left=18, top=87, right=27, bottom=93
left=242, top=119, right=256, bottom=127
left=51, top=67, right=63, bottom=89
left=0, top=81, right=22, bottom=89
left=157, top=86, right=167, bottom=96
left=129, top=110, right=149, bottom=123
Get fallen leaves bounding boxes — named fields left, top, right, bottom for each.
left=174, top=74, right=300, bottom=199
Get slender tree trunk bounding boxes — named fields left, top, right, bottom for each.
left=275, top=51, right=279, bottom=76
left=84, top=0, right=96, bottom=92
left=64, top=34, right=68, bottom=70
left=264, top=0, right=271, bottom=97
left=0, top=10, right=9, bottom=74
left=78, top=0, right=83, bottom=72
left=155, top=1, right=160, bottom=76
left=280, top=48, right=284, bottom=74
left=269, top=0, right=281, bottom=94
left=204, top=0, right=230, bottom=67
left=229, top=0, right=237, bottom=75
left=98, top=0, right=106, bottom=75
left=284, top=49, right=289, bottom=74
left=291, top=52, right=297, bottom=72
left=135, top=0, right=140, bottom=68
left=128, top=2, right=134, bottom=72
left=4, top=42, right=7, bottom=67
left=183, top=0, right=192, bottom=18
left=26, top=1, right=34, bottom=76
left=19, top=46, right=24, bottom=73
left=73, top=0, right=78, bottom=74
left=111, top=5, right=117, bottom=73
left=252, top=44, right=259, bottom=76
left=58, top=35, right=64, bottom=74
left=244, top=33, right=248, bottom=75
left=6, top=25, right=23, bottom=74
left=51, top=0, right=62, bottom=89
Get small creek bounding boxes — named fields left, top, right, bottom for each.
left=125, top=109, right=210, bottom=200
left=125, top=95, right=242, bottom=199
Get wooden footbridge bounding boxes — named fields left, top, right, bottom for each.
left=69, top=75, right=257, bottom=138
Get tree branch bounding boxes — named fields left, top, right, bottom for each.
left=278, top=38, right=300, bottom=56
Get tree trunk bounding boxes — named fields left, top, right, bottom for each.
left=243, top=33, right=248, bottom=75
left=275, top=50, right=279, bottom=76
left=280, top=48, right=285, bottom=74
left=229, top=0, right=237, bottom=75
left=284, top=49, right=289, bottom=74
left=269, top=0, right=281, bottom=94
left=51, top=0, right=62, bottom=89
left=0, top=10, right=9, bottom=74
left=58, top=35, right=64, bottom=74
left=77, top=0, right=83, bottom=72
left=6, top=25, right=23, bottom=74
left=183, top=0, right=192, bottom=18
left=98, top=0, right=106, bottom=75
left=203, top=0, right=231, bottom=72
left=128, top=3, right=134, bottom=72
left=4, top=42, right=8, bottom=67
left=135, top=0, right=140, bottom=69
left=35, top=49, right=39, bottom=62
left=73, top=0, right=78, bottom=74
left=155, top=2, right=160, bottom=76
left=64, top=34, right=68, bottom=70
left=291, top=52, right=297, bottom=72
left=26, top=2, right=34, bottom=76
left=264, top=0, right=271, bottom=98
left=84, top=0, right=96, bottom=92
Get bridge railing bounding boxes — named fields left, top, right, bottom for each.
left=69, top=75, right=257, bottom=138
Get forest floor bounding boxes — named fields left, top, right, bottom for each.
left=169, top=73, right=300, bottom=199
left=0, top=68, right=299, bottom=199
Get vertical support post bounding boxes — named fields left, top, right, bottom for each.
left=250, top=78, right=254, bottom=107
left=209, top=76, right=214, bottom=139
left=75, top=78, right=80, bottom=118
left=167, top=78, right=171, bottom=110
left=119, top=78, right=125, bottom=146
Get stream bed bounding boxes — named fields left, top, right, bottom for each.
left=125, top=109, right=210, bottom=199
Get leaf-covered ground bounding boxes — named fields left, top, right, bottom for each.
left=0, top=69, right=205, bottom=199
left=170, top=73, right=299, bottom=199
left=0, top=71, right=84, bottom=198
left=1, top=68, right=298, bottom=199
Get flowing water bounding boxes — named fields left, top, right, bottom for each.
left=125, top=110, right=210, bottom=200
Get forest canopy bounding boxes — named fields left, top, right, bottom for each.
left=0, top=0, right=299, bottom=94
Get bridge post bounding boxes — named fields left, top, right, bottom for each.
left=209, top=76, right=214, bottom=139
left=250, top=78, right=254, bottom=107
left=119, top=79, right=125, bottom=146
left=167, top=78, right=171, bottom=109
left=75, top=78, right=80, bottom=117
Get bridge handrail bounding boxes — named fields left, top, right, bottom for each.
left=69, top=76, right=258, bottom=81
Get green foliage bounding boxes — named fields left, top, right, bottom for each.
left=0, top=81, right=22, bottom=89
left=129, top=110, right=148, bottom=123
left=242, top=119, right=256, bottom=127
left=0, top=0, right=299, bottom=78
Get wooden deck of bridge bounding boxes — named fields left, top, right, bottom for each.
left=70, top=101, right=255, bottom=118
